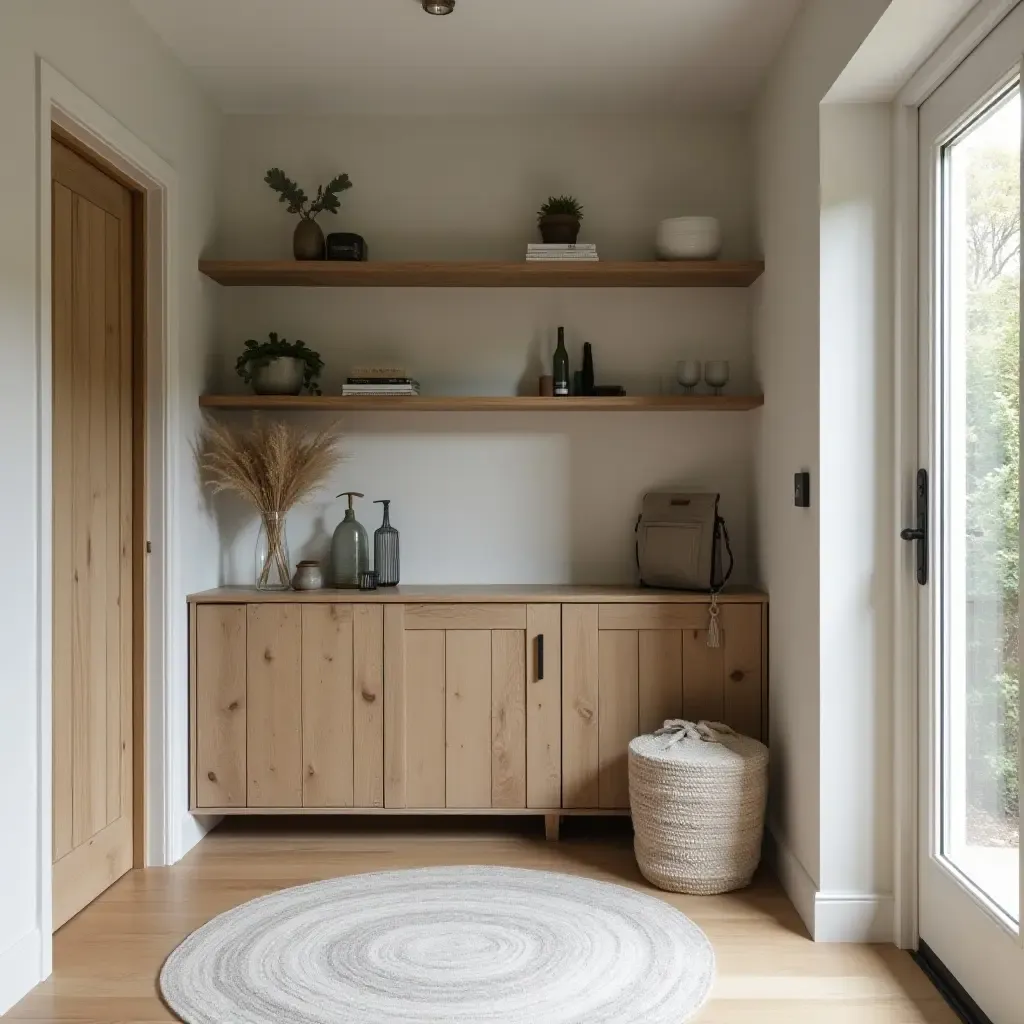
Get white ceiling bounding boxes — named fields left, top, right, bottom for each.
left=130, top=0, right=804, bottom=115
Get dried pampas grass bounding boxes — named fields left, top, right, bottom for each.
left=198, top=416, right=345, bottom=516
left=197, top=416, right=345, bottom=589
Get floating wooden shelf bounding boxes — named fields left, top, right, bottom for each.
left=198, top=259, right=765, bottom=289
left=199, top=394, right=764, bottom=412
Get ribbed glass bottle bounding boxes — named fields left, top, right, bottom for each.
left=373, top=500, right=400, bottom=587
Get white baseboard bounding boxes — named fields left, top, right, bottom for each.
left=176, top=812, right=220, bottom=863
left=766, top=825, right=894, bottom=943
left=0, top=928, right=43, bottom=1016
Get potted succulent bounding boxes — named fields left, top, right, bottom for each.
left=264, top=167, right=353, bottom=260
left=537, top=195, right=584, bottom=244
left=236, top=333, right=325, bottom=396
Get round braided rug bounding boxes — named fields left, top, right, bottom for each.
left=159, top=865, right=714, bottom=1023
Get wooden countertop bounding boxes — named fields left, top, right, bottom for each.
left=188, top=585, right=768, bottom=604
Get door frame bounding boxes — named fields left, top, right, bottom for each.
left=35, top=60, right=182, bottom=964
left=892, top=0, right=1024, bottom=950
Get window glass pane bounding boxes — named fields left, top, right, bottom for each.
left=943, top=83, right=1021, bottom=923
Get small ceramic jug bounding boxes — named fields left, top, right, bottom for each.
left=292, top=560, right=324, bottom=591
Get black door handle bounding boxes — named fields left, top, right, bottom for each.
left=900, top=469, right=929, bottom=585
left=537, top=634, right=544, bottom=681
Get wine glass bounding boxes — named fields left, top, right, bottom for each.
left=704, top=360, right=730, bottom=395
left=676, top=360, right=702, bottom=394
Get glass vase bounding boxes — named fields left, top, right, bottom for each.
left=255, top=512, right=292, bottom=591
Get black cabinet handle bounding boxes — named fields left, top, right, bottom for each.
left=900, top=468, right=929, bottom=586
left=537, top=634, right=544, bottom=681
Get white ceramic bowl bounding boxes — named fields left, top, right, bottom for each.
left=656, top=216, right=722, bottom=260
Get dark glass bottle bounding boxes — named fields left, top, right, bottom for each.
left=582, top=341, right=595, bottom=395
left=373, top=500, right=400, bottom=586
left=553, top=326, right=570, bottom=397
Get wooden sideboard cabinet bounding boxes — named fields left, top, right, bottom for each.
left=189, top=587, right=767, bottom=830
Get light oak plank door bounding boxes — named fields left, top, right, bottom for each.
left=302, top=605, right=354, bottom=807
left=562, top=604, right=600, bottom=808
left=51, top=140, right=135, bottom=931
left=526, top=604, right=561, bottom=808
left=247, top=604, right=302, bottom=807
left=403, top=630, right=447, bottom=808
left=681, top=628, right=725, bottom=724
left=352, top=604, right=385, bottom=807
left=597, top=630, right=639, bottom=808
left=638, top=630, right=683, bottom=735
left=491, top=629, right=527, bottom=808
left=721, top=604, right=763, bottom=741
left=445, top=631, right=493, bottom=808
left=194, top=605, right=247, bottom=808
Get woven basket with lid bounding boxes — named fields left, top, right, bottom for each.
left=629, top=720, right=768, bottom=895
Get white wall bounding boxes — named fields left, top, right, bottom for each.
left=0, top=0, right=221, bottom=1012
left=754, top=0, right=897, bottom=938
left=211, top=114, right=759, bottom=586
left=819, top=101, right=895, bottom=923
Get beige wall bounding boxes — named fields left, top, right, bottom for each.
left=0, top=0, right=221, bottom=1011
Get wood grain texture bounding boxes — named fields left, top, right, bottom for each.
left=301, top=605, right=354, bottom=808
left=445, top=631, right=492, bottom=808
left=246, top=605, right=302, bottom=808
left=352, top=604, right=385, bottom=808
left=405, top=603, right=526, bottom=630
left=194, top=606, right=247, bottom=808
left=51, top=179, right=74, bottom=863
left=561, top=605, right=600, bottom=808
left=722, top=604, right=764, bottom=741
left=403, top=631, right=446, bottom=808
left=383, top=605, right=408, bottom=808
left=682, top=628, right=725, bottom=724
left=638, top=630, right=683, bottom=735
left=18, top=825, right=958, bottom=1024
left=491, top=630, right=526, bottom=809
left=599, top=604, right=708, bottom=631
left=53, top=140, right=135, bottom=924
left=526, top=604, right=561, bottom=809
left=189, top=586, right=767, bottom=605
left=597, top=630, right=639, bottom=809
left=198, top=258, right=766, bottom=289
left=199, top=394, right=765, bottom=413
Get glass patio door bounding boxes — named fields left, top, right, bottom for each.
left=917, top=6, right=1024, bottom=1020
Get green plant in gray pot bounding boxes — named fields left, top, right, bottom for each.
left=264, top=167, right=353, bottom=260
left=537, top=195, right=584, bottom=244
left=236, top=333, right=325, bottom=396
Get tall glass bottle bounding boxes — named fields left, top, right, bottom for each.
left=373, top=499, right=400, bottom=587
left=553, top=326, right=570, bottom=397
left=331, top=491, right=369, bottom=588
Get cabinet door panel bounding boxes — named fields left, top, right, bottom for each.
left=384, top=605, right=409, bottom=808
left=491, top=629, right=526, bottom=809
left=194, top=605, right=246, bottom=808
left=405, top=630, right=446, bottom=808
left=722, top=604, right=763, bottom=740
left=562, top=604, right=600, bottom=808
left=301, top=605, right=353, bottom=808
left=445, top=630, right=492, bottom=808
left=681, top=628, right=725, bottom=723
left=353, top=604, right=385, bottom=807
left=638, top=630, right=683, bottom=735
left=598, top=630, right=639, bottom=809
left=526, top=604, right=561, bottom=808
left=247, top=604, right=302, bottom=807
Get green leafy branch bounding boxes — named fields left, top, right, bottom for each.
left=538, top=195, right=584, bottom=224
left=264, top=168, right=353, bottom=221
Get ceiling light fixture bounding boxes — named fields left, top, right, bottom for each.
left=422, top=0, right=455, bottom=14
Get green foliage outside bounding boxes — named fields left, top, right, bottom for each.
left=964, top=146, right=1020, bottom=828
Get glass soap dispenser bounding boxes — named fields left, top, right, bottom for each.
left=331, top=491, right=369, bottom=588
left=373, top=499, right=400, bottom=586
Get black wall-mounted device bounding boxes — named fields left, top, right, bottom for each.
left=326, top=232, right=368, bottom=261
left=794, top=471, right=811, bottom=508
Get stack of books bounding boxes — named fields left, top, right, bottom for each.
left=526, top=243, right=599, bottom=262
left=343, top=366, right=420, bottom=397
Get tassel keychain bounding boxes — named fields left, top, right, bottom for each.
left=707, top=592, right=722, bottom=649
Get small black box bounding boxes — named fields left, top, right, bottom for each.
left=794, top=471, right=811, bottom=508
left=326, top=232, right=368, bottom=261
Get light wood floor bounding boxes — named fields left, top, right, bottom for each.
left=7, top=818, right=957, bottom=1023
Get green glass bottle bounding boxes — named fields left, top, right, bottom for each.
left=331, top=491, right=369, bottom=588
left=553, top=326, right=570, bottom=397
